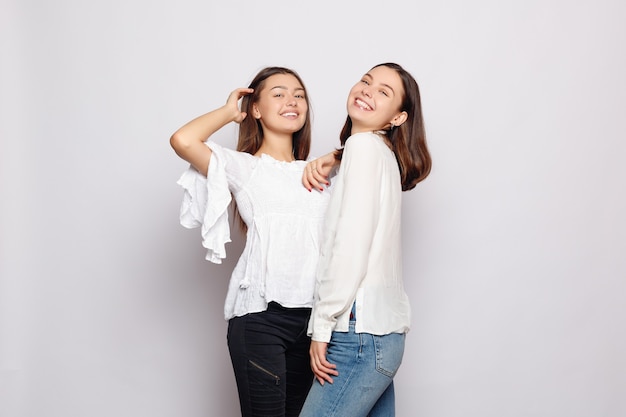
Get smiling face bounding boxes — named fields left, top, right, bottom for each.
left=252, top=73, right=308, bottom=135
left=347, top=65, right=407, bottom=134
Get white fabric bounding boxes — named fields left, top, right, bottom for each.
left=308, top=132, right=411, bottom=342
left=177, top=141, right=332, bottom=320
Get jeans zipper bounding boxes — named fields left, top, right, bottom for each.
left=249, top=360, right=280, bottom=386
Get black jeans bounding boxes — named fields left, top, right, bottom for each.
left=227, top=302, right=313, bottom=417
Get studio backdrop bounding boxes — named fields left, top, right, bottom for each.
left=1, top=0, right=625, bottom=416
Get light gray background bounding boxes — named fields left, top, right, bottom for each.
left=1, top=0, right=625, bottom=416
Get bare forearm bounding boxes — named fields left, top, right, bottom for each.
left=170, top=106, right=237, bottom=176
left=170, top=87, right=253, bottom=176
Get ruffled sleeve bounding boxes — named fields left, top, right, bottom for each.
left=176, top=141, right=234, bottom=264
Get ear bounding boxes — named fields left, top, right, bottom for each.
left=252, top=104, right=261, bottom=119
left=391, top=111, right=408, bottom=127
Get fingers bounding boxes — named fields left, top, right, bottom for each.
left=303, top=170, right=325, bottom=191
left=226, top=88, right=254, bottom=123
left=311, top=357, right=334, bottom=384
left=309, top=341, right=337, bottom=385
left=232, top=87, right=254, bottom=100
left=312, top=359, right=338, bottom=384
left=239, top=87, right=254, bottom=98
left=302, top=160, right=330, bottom=192
left=227, top=88, right=254, bottom=106
left=312, top=363, right=336, bottom=385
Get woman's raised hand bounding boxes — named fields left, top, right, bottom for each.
left=225, top=87, right=254, bottom=123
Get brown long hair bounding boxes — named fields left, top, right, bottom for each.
left=336, top=63, right=431, bottom=191
left=237, top=66, right=312, bottom=160
left=234, top=67, right=313, bottom=232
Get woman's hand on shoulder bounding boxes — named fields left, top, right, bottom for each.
left=302, top=151, right=338, bottom=192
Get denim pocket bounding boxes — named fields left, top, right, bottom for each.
left=373, top=332, right=405, bottom=377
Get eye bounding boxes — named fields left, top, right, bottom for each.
left=273, top=93, right=284, bottom=98
left=361, top=79, right=370, bottom=85
left=295, top=93, right=305, bottom=99
left=379, top=90, right=389, bottom=97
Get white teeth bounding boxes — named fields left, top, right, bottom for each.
left=282, top=112, right=298, bottom=117
left=356, top=99, right=372, bottom=110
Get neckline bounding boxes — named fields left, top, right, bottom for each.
left=258, top=153, right=300, bottom=165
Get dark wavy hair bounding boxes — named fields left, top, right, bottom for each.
left=336, top=63, right=431, bottom=190
left=234, top=67, right=312, bottom=232
left=237, top=66, right=312, bottom=160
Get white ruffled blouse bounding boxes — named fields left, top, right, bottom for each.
left=177, top=141, right=331, bottom=320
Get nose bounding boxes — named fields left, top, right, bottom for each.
left=362, top=86, right=372, bottom=98
left=286, top=94, right=297, bottom=106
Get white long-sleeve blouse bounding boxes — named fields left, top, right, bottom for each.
left=308, top=132, right=411, bottom=343
left=177, top=141, right=331, bottom=320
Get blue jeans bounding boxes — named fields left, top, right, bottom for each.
left=299, top=315, right=405, bottom=417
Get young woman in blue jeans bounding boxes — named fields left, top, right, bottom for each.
left=300, top=63, right=432, bottom=417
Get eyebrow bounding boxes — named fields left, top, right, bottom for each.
left=270, top=85, right=305, bottom=92
left=363, top=73, right=395, bottom=95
